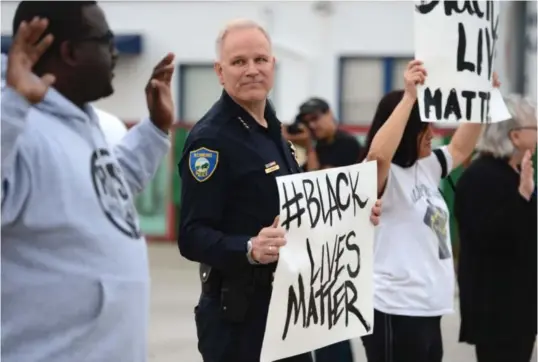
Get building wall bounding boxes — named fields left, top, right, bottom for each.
left=1, top=0, right=532, bottom=126
left=0, top=1, right=426, bottom=125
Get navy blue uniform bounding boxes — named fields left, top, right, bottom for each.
left=178, top=91, right=313, bottom=362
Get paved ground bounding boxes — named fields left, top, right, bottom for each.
left=147, top=243, right=536, bottom=362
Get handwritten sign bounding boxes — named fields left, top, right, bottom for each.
left=259, top=161, right=377, bottom=362
left=489, top=88, right=511, bottom=122
left=415, top=0, right=501, bottom=123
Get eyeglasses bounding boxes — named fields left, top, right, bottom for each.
left=75, top=30, right=115, bottom=46
left=512, top=126, right=538, bottom=131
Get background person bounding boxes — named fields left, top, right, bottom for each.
left=283, top=97, right=363, bottom=172
left=454, top=94, right=537, bottom=362
left=177, top=18, right=382, bottom=362
left=360, top=60, right=499, bottom=362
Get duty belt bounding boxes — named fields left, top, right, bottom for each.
left=200, top=264, right=274, bottom=295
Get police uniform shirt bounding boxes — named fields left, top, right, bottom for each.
left=178, top=91, right=301, bottom=272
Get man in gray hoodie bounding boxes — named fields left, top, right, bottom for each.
left=1, top=2, right=175, bottom=361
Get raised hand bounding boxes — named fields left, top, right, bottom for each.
left=404, top=60, right=427, bottom=100
left=6, top=17, right=55, bottom=104
left=251, top=216, right=287, bottom=264
left=519, top=150, right=535, bottom=201
left=145, top=53, right=175, bottom=133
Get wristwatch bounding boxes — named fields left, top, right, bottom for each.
left=246, top=239, right=259, bottom=264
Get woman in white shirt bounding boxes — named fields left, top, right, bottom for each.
left=361, top=60, right=499, bottom=362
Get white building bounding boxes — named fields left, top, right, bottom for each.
left=1, top=1, right=534, bottom=126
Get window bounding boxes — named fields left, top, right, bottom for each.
left=391, top=57, right=415, bottom=91
left=339, top=57, right=385, bottom=125
left=178, top=64, right=222, bottom=123
left=179, top=63, right=279, bottom=123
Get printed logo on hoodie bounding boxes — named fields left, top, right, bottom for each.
left=90, top=148, right=142, bottom=239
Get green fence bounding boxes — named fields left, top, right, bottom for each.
left=166, top=126, right=537, bottom=247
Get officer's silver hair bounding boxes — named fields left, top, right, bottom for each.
left=476, top=94, right=537, bottom=157
left=215, top=19, right=272, bottom=60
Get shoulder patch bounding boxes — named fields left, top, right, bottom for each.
left=189, top=147, right=219, bottom=182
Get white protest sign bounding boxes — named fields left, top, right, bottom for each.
left=415, top=0, right=501, bottom=123
left=489, top=88, right=511, bottom=122
left=259, top=161, right=377, bottom=362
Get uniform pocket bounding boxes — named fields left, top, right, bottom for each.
left=195, top=295, right=236, bottom=361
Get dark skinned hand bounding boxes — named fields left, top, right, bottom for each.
left=145, top=53, right=176, bottom=133
left=6, top=17, right=55, bottom=104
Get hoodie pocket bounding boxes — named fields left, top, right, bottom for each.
left=84, top=277, right=150, bottom=362
left=1, top=277, right=106, bottom=361
left=2, top=276, right=149, bottom=362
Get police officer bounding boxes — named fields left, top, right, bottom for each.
left=178, top=19, right=382, bottom=362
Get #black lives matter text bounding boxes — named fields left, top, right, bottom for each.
left=416, top=0, right=499, bottom=122
left=280, top=171, right=369, bottom=231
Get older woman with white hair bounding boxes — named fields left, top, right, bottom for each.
left=454, top=94, right=537, bottom=362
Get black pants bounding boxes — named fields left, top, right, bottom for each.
left=314, top=340, right=353, bottom=362
left=475, top=336, right=536, bottom=362
left=361, top=309, right=443, bottom=362
left=195, top=292, right=313, bottom=362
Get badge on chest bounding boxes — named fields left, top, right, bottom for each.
left=265, top=161, right=280, bottom=174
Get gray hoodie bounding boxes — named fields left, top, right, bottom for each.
left=1, top=58, right=170, bottom=362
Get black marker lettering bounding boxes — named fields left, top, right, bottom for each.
left=324, top=174, right=342, bottom=227
left=417, top=0, right=486, bottom=18
left=461, top=91, right=476, bottom=120
left=457, top=22, right=475, bottom=73
left=478, top=91, right=491, bottom=123
left=348, top=171, right=368, bottom=215
left=344, top=280, right=370, bottom=331
left=415, top=1, right=439, bottom=15
left=282, top=231, right=371, bottom=340
left=285, top=171, right=367, bottom=229
left=345, top=231, right=360, bottom=278
left=281, top=181, right=305, bottom=230
left=477, top=27, right=483, bottom=76
left=302, top=179, right=320, bottom=229
left=424, top=88, right=442, bottom=120
left=282, top=273, right=306, bottom=340
left=416, top=0, right=498, bottom=122
left=444, top=89, right=462, bottom=120
left=336, top=172, right=350, bottom=212
left=422, top=88, right=492, bottom=122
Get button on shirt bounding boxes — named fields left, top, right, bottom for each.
left=178, top=91, right=301, bottom=273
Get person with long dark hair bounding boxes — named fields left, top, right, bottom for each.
left=360, top=59, right=500, bottom=362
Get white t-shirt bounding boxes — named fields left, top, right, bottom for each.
left=373, top=146, right=455, bottom=317
left=94, top=108, right=128, bottom=146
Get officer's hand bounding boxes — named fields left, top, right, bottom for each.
left=370, top=199, right=382, bottom=226
left=252, top=216, right=287, bottom=264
